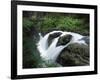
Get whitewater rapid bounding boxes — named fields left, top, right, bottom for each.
left=37, top=31, right=87, bottom=62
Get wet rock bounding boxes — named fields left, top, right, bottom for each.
left=56, top=34, right=72, bottom=46
left=56, top=43, right=89, bottom=66
left=80, top=36, right=89, bottom=45
left=48, top=32, right=62, bottom=47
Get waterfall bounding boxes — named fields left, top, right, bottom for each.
left=37, top=31, right=87, bottom=62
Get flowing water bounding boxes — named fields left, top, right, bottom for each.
left=37, top=31, right=87, bottom=62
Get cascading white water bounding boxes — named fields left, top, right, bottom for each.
left=37, top=31, right=87, bottom=62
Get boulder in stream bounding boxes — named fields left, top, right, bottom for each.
left=48, top=32, right=62, bottom=47
left=57, top=43, right=89, bottom=66
left=56, top=34, right=72, bottom=46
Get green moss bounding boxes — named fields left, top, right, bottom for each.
left=23, top=18, right=34, bottom=28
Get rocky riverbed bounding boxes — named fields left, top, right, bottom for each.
left=37, top=31, right=89, bottom=67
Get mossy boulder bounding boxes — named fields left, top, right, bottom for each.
left=56, top=34, right=72, bottom=46
left=57, top=43, right=89, bottom=66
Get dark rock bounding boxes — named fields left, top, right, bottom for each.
left=56, top=43, right=89, bottom=66
left=80, top=36, right=89, bottom=45
left=56, top=34, right=72, bottom=47
left=48, top=32, right=62, bottom=47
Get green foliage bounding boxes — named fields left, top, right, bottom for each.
left=57, top=16, right=83, bottom=29
left=23, top=13, right=89, bottom=35
left=23, top=18, right=41, bottom=68
left=23, top=18, right=34, bottom=29
left=23, top=34, right=41, bottom=68
left=36, top=14, right=89, bottom=35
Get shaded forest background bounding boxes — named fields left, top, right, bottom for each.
left=23, top=11, right=89, bottom=68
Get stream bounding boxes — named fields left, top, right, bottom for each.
left=37, top=31, right=88, bottom=62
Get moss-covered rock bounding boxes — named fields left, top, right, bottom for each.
left=57, top=43, right=89, bottom=66
left=56, top=34, right=72, bottom=46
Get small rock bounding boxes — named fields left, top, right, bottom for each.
left=80, top=36, right=89, bottom=45
left=56, top=34, right=72, bottom=46
left=48, top=32, right=62, bottom=47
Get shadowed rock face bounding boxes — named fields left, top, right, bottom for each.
left=80, top=36, right=89, bottom=45
left=56, top=43, right=89, bottom=66
left=56, top=34, right=72, bottom=47
left=48, top=32, right=62, bottom=47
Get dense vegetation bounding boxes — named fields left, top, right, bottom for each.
left=23, top=11, right=89, bottom=68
